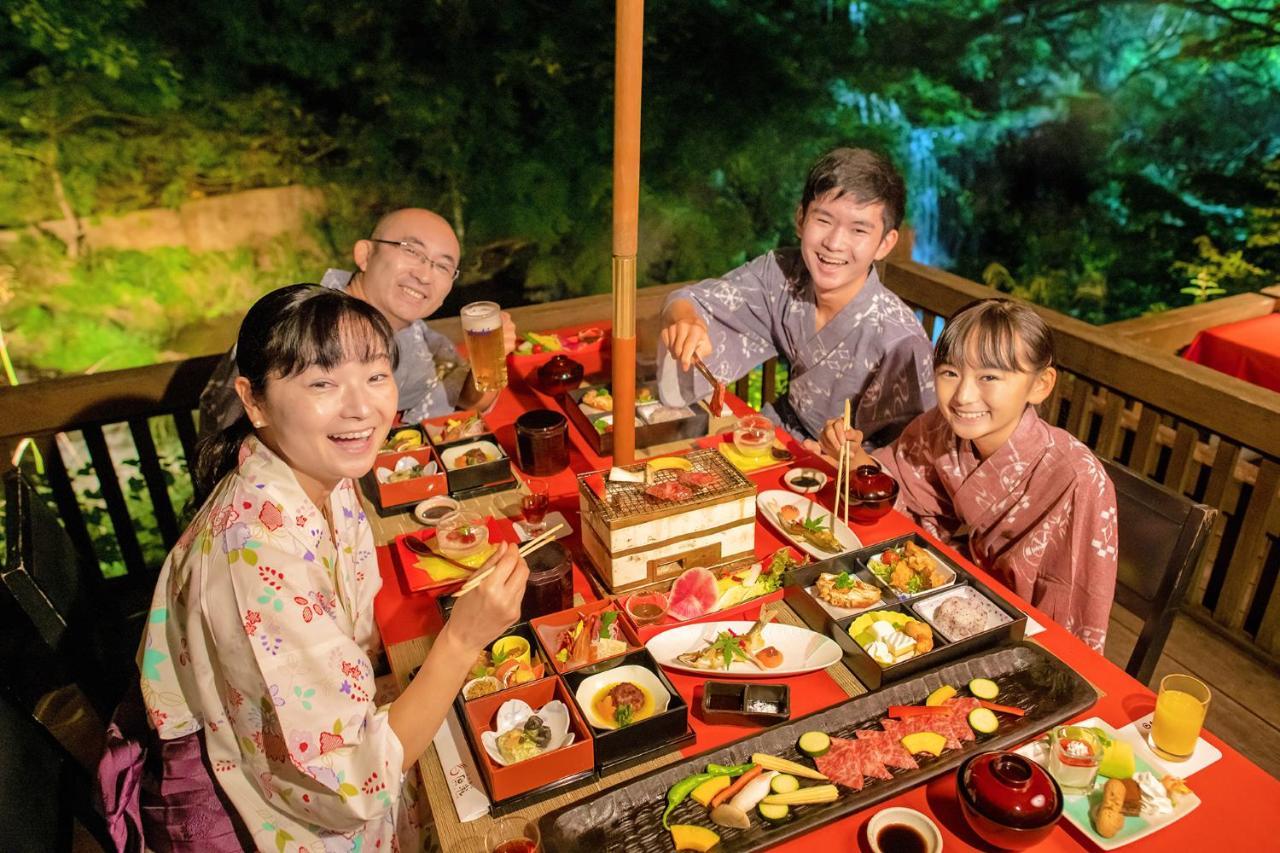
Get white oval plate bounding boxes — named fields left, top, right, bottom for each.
left=645, top=620, right=842, bottom=678
left=573, top=664, right=672, bottom=730
left=757, top=489, right=862, bottom=559
left=440, top=440, right=502, bottom=471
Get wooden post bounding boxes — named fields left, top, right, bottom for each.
left=611, top=0, right=643, bottom=465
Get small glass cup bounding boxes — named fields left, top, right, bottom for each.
left=520, top=480, right=551, bottom=537
left=1046, top=725, right=1101, bottom=795
left=1149, top=673, right=1210, bottom=762
left=435, top=510, right=489, bottom=562
left=732, top=414, right=774, bottom=459
left=485, top=816, right=540, bottom=853
left=624, top=591, right=670, bottom=625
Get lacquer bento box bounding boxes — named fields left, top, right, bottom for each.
left=564, top=380, right=709, bottom=456
left=446, top=600, right=694, bottom=813
left=784, top=533, right=1028, bottom=690
left=363, top=413, right=517, bottom=514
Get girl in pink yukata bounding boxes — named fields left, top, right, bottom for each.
left=100, top=285, right=528, bottom=852
left=819, top=298, right=1118, bottom=652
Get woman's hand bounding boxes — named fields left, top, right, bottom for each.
left=660, top=299, right=712, bottom=371
left=446, top=542, right=529, bottom=653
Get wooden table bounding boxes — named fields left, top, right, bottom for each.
left=368, top=330, right=1280, bottom=852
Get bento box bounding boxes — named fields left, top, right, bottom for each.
left=784, top=534, right=1027, bottom=690
left=434, top=431, right=518, bottom=499
left=460, top=677, right=596, bottom=809
left=452, top=622, right=550, bottom=708
left=421, top=409, right=488, bottom=446
left=560, top=647, right=694, bottom=772
left=363, top=443, right=448, bottom=515
left=564, top=381, right=708, bottom=456
left=529, top=599, right=643, bottom=675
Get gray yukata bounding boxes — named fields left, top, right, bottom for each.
left=197, top=269, right=469, bottom=438
left=657, top=248, right=935, bottom=447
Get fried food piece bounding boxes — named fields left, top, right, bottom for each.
left=816, top=572, right=882, bottom=609
left=901, top=619, right=934, bottom=653
left=1093, top=778, right=1126, bottom=838
left=890, top=561, right=914, bottom=591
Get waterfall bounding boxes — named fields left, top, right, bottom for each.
left=907, top=128, right=947, bottom=266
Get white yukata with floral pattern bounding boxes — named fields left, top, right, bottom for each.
left=140, top=437, right=423, bottom=852
left=657, top=248, right=935, bottom=446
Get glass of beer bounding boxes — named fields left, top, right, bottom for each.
left=461, top=301, right=507, bottom=392
left=1148, top=673, right=1210, bottom=761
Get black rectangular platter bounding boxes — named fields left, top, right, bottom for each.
left=539, top=642, right=1096, bottom=852
left=785, top=533, right=1027, bottom=689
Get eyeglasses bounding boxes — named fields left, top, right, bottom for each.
left=370, top=239, right=460, bottom=280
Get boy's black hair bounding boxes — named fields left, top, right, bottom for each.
left=800, top=147, right=906, bottom=235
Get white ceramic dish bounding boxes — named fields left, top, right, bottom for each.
left=413, top=496, right=461, bottom=526
left=480, top=699, right=575, bottom=767
left=1016, top=716, right=1200, bottom=850
left=912, top=585, right=1012, bottom=642
left=757, top=489, right=862, bottom=559
left=868, top=806, right=943, bottom=853
left=645, top=620, right=842, bottom=678
left=440, top=440, right=503, bottom=471
left=573, top=665, right=672, bottom=730
left=783, top=467, right=829, bottom=495
left=805, top=575, right=886, bottom=621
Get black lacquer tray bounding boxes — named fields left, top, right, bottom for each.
left=539, top=642, right=1096, bottom=852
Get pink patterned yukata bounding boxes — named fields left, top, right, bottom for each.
left=139, top=437, right=423, bottom=852
left=872, top=407, right=1118, bottom=651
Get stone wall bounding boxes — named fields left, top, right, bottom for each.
left=0, top=185, right=326, bottom=253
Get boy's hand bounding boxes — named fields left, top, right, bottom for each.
left=660, top=299, right=712, bottom=371
left=501, top=311, right=517, bottom=355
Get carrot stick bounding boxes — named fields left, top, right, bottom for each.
left=979, top=700, right=1027, bottom=717
left=886, top=705, right=954, bottom=718
left=709, top=765, right=762, bottom=809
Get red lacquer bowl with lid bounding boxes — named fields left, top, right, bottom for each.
left=957, top=750, right=1063, bottom=849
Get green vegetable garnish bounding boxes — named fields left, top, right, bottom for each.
left=599, top=610, right=619, bottom=639
left=555, top=649, right=569, bottom=663
left=800, top=516, right=829, bottom=533
left=906, top=575, right=924, bottom=594
left=834, top=571, right=855, bottom=590
left=615, top=704, right=634, bottom=727
left=662, top=763, right=754, bottom=828
left=710, top=632, right=753, bottom=670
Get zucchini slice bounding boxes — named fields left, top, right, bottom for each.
left=797, top=731, right=831, bottom=758
left=769, top=773, right=800, bottom=795
left=968, top=707, right=1000, bottom=734
left=758, top=802, right=790, bottom=824
left=968, top=678, right=1000, bottom=700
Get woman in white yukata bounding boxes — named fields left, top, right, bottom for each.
left=819, top=299, right=1118, bottom=652
left=99, top=285, right=528, bottom=852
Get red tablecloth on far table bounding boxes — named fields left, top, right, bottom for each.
left=1183, top=313, right=1280, bottom=393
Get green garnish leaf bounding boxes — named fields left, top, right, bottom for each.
left=907, top=574, right=924, bottom=593
left=834, top=571, right=855, bottom=590
left=599, top=610, right=619, bottom=639
left=801, top=516, right=829, bottom=533
left=615, top=704, right=634, bottom=727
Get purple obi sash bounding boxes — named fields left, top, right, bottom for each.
left=96, top=686, right=252, bottom=852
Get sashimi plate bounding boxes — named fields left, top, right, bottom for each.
left=645, top=620, right=842, bottom=678
left=757, top=489, right=862, bottom=560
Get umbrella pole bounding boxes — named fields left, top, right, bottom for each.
left=611, top=0, right=643, bottom=465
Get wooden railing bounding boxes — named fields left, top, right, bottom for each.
left=2, top=265, right=1278, bottom=661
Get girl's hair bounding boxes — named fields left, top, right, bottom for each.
left=933, top=298, right=1054, bottom=373
left=194, top=284, right=398, bottom=494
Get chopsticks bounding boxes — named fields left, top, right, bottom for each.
left=452, top=523, right=566, bottom=599
left=832, top=399, right=852, bottom=529
left=692, top=355, right=725, bottom=417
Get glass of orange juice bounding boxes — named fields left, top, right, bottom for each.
left=1148, top=673, right=1210, bottom=762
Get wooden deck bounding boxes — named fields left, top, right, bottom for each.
left=1107, top=606, right=1280, bottom=779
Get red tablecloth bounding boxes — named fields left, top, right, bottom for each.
left=373, top=324, right=1280, bottom=853
left=1183, top=313, right=1280, bottom=393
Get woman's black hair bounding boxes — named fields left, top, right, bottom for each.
left=194, top=284, right=398, bottom=494
left=933, top=298, right=1055, bottom=374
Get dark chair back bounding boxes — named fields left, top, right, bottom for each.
left=2, top=470, right=135, bottom=718
left=0, top=682, right=112, bottom=853
left=1104, top=459, right=1215, bottom=685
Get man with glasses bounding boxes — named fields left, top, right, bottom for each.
left=197, top=208, right=516, bottom=437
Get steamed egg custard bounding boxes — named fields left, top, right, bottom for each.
left=591, top=681, right=653, bottom=728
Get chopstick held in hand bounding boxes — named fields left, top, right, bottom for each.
left=453, top=523, right=565, bottom=599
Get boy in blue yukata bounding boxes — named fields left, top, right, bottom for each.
left=658, top=147, right=935, bottom=448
